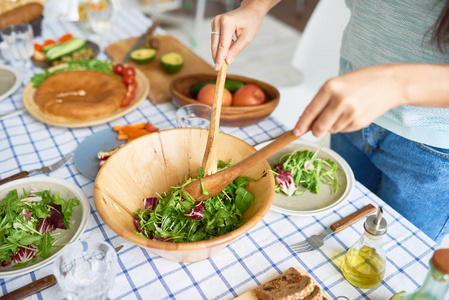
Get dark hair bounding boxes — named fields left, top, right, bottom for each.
left=432, top=1, right=449, bottom=52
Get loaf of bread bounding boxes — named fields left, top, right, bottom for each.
left=253, top=268, right=324, bottom=300
left=0, top=2, right=44, bottom=35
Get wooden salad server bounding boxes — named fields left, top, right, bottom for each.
left=201, top=62, right=228, bottom=175
left=183, top=129, right=300, bottom=201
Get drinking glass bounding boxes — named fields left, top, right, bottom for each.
left=176, top=104, right=212, bottom=129
left=53, top=240, right=118, bottom=300
left=85, top=0, right=113, bottom=35
left=0, top=23, right=34, bottom=70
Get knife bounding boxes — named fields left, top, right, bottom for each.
left=123, top=21, right=160, bottom=63
left=0, top=152, right=74, bottom=185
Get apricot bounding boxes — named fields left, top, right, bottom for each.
left=197, top=84, right=232, bottom=106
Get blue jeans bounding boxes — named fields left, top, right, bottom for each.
left=331, top=124, right=449, bottom=243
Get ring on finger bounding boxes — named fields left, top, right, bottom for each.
left=211, top=31, right=220, bottom=35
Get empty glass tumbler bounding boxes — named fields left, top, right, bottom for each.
left=53, top=240, right=118, bottom=300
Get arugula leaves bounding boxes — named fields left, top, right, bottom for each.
left=30, top=59, right=116, bottom=88
left=272, top=134, right=341, bottom=196
left=134, top=161, right=257, bottom=243
left=0, top=189, right=79, bottom=268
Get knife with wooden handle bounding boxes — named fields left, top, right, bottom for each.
left=0, top=275, right=57, bottom=300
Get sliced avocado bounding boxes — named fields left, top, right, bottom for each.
left=130, top=48, right=157, bottom=64
left=44, top=37, right=87, bottom=61
left=160, top=52, right=184, bottom=73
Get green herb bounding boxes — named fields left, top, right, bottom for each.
left=272, top=134, right=341, bottom=196
left=134, top=161, right=257, bottom=243
left=0, top=189, right=79, bottom=268
left=30, top=59, right=116, bottom=88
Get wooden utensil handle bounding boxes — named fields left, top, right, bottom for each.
left=0, top=275, right=57, bottom=300
left=202, top=62, right=228, bottom=175
left=0, top=171, right=29, bottom=185
left=330, top=204, right=376, bottom=233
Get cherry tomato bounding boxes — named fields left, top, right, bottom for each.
left=123, top=75, right=135, bottom=86
left=59, top=33, right=74, bottom=43
left=34, top=43, right=44, bottom=52
left=43, top=39, right=57, bottom=47
left=122, top=66, right=136, bottom=77
left=121, top=82, right=137, bottom=107
left=113, top=63, right=124, bottom=76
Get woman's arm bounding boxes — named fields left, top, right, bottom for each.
left=211, top=0, right=281, bottom=70
left=293, top=63, right=449, bottom=137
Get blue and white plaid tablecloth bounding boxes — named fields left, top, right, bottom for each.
left=0, top=9, right=442, bottom=300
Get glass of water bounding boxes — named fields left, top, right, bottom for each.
left=0, top=23, right=34, bottom=71
left=86, top=0, right=113, bottom=35
left=53, top=240, right=118, bottom=300
left=176, top=104, right=212, bottom=129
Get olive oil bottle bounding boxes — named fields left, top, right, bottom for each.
left=390, top=248, right=449, bottom=300
left=341, top=206, right=387, bottom=289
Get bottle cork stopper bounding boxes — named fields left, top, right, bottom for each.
left=431, top=248, right=449, bottom=275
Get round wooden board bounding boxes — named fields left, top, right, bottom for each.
left=23, top=67, right=149, bottom=128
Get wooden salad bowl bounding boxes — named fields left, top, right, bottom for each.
left=170, top=73, right=280, bottom=127
left=94, top=128, right=275, bottom=262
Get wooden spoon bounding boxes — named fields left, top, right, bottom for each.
left=201, top=62, right=228, bottom=175
left=183, top=129, right=300, bottom=201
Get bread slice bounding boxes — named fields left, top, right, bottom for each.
left=254, top=267, right=315, bottom=300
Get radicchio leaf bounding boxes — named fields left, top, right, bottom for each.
left=37, top=218, right=54, bottom=234
left=154, top=237, right=171, bottom=242
left=184, top=202, right=205, bottom=220
left=21, top=209, right=32, bottom=221
left=133, top=219, right=142, bottom=232
left=143, top=197, right=159, bottom=211
left=274, top=163, right=297, bottom=196
left=47, top=203, right=67, bottom=230
left=14, top=245, right=37, bottom=263
left=1, top=255, right=14, bottom=267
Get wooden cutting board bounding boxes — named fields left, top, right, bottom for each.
left=105, top=34, right=216, bottom=104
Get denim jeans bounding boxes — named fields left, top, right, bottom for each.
left=331, top=124, right=449, bottom=243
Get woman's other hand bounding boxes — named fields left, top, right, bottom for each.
left=211, top=0, right=280, bottom=70
left=293, top=64, right=407, bottom=137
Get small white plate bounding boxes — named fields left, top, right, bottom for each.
left=0, top=65, right=21, bottom=102
left=255, top=139, right=355, bottom=217
left=0, top=177, right=90, bottom=278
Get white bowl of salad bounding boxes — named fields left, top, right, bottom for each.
left=0, top=177, right=90, bottom=278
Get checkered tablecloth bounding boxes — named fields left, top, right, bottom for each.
left=0, top=9, right=441, bottom=300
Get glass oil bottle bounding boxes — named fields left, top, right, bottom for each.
left=341, top=206, right=387, bottom=289
left=390, top=248, right=449, bottom=300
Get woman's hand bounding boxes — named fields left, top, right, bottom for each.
left=293, top=64, right=407, bottom=137
left=211, top=0, right=280, bottom=70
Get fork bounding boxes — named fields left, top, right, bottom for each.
left=290, top=204, right=376, bottom=253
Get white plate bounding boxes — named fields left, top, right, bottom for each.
left=255, top=139, right=355, bottom=217
left=0, top=177, right=90, bottom=278
left=0, top=65, right=21, bottom=102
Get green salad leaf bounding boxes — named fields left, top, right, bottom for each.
left=134, top=160, right=258, bottom=243
left=0, top=188, right=79, bottom=268
left=30, top=59, right=116, bottom=88
left=272, top=134, right=341, bottom=196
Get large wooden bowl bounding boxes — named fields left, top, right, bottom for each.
left=94, top=128, right=275, bottom=262
left=170, top=74, right=280, bottom=127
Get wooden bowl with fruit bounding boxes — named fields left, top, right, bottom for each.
left=169, top=74, right=280, bottom=127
